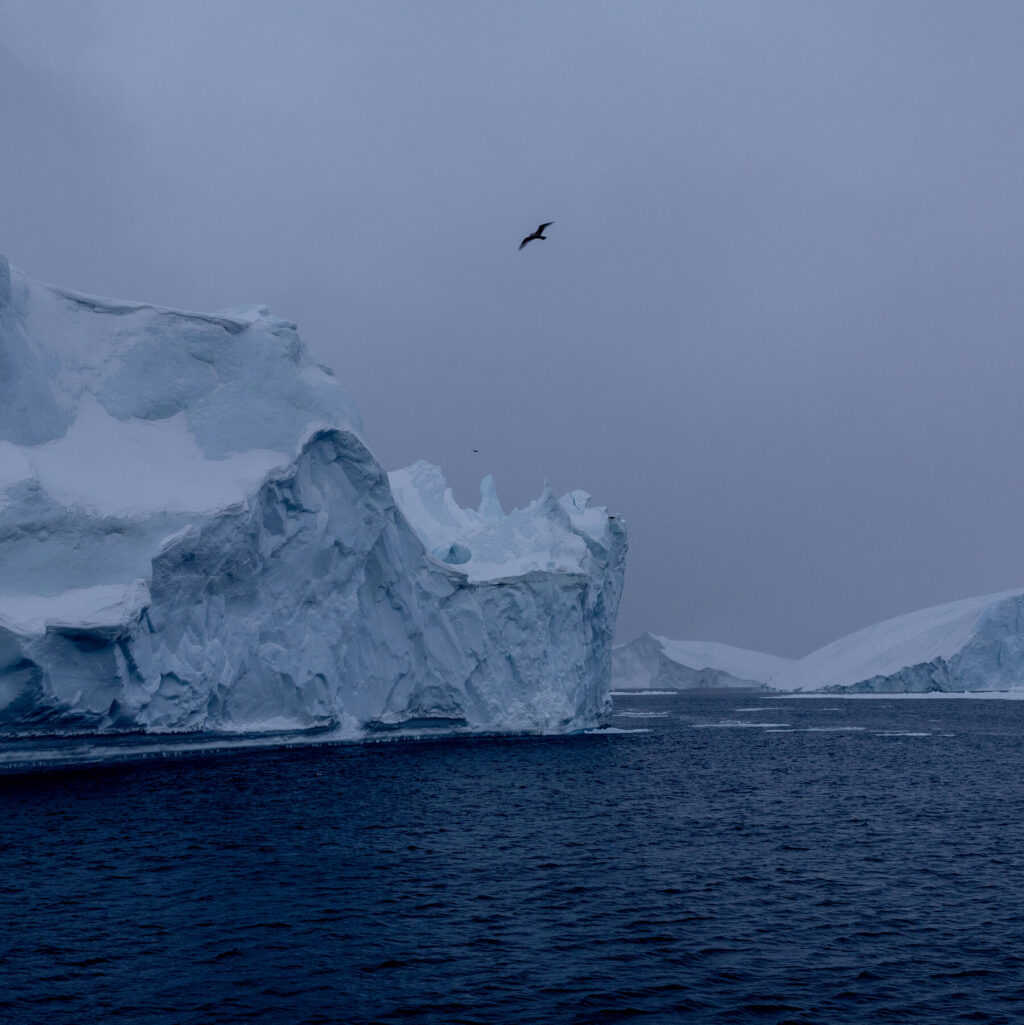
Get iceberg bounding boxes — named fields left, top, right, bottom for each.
left=0, top=257, right=626, bottom=741
left=768, top=588, right=1024, bottom=693
left=612, top=632, right=792, bottom=691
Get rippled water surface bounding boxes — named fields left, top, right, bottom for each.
left=4, top=693, right=1024, bottom=1024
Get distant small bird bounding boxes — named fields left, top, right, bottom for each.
left=519, top=221, right=554, bottom=250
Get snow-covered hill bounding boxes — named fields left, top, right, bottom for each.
left=768, top=589, right=1024, bottom=693
left=0, top=257, right=626, bottom=738
left=612, top=632, right=792, bottom=691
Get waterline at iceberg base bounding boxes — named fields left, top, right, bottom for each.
left=0, top=257, right=626, bottom=755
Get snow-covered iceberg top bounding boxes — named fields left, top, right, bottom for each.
left=769, top=588, right=1024, bottom=693
left=389, top=461, right=616, bottom=582
left=0, top=255, right=361, bottom=597
left=0, top=257, right=626, bottom=747
left=612, top=632, right=792, bottom=691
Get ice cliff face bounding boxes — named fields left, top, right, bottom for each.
left=769, top=589, right=1024, bottom=693
left=0, top=258, right=626, bottom=737
left=612, top=632, right=792, bottom=691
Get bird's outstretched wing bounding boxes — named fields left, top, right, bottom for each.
left=518, top=221, right=554, bottom=249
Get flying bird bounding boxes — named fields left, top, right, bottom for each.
left=519, top=221, right=554, bottom=250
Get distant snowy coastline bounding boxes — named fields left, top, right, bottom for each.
left=0, top=257, right=626, bottom=742
left=768, top=589, right=1024, bottom=695
left=620, top=586, right=1024, bottom=697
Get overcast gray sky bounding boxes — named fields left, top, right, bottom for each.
left=4, top=1, right=1024, bottom=658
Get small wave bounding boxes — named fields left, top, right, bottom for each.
left=691, top=721, right=792, bottom=729
left=801, top=726, right=867, bottom=732
left=782, top=690, right=1024, bottom=700
left=610, top=689, right=678, bottom=696
left=875, top=731, right=931, bottom=737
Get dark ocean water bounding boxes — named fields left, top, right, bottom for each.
left=3, top=693, right=1024, bottom=1024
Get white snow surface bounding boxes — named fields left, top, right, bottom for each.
left=769, top=588, right=1024, bottom=693
left=0, top=257, right=626, bottom=737
left=612, top=632, right=792, bottom=691
left=0, top=582, right=150, bottom=636
left=389, top=461, right=615, bottom=582
left=5, top=393, right=293, bottom=518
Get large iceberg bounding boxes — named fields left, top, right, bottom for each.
left=769, top=588, right=1024, bottom=693
left=0, top=257, right=626, bottom=741
left=612, top=632, right=792, bottom=691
